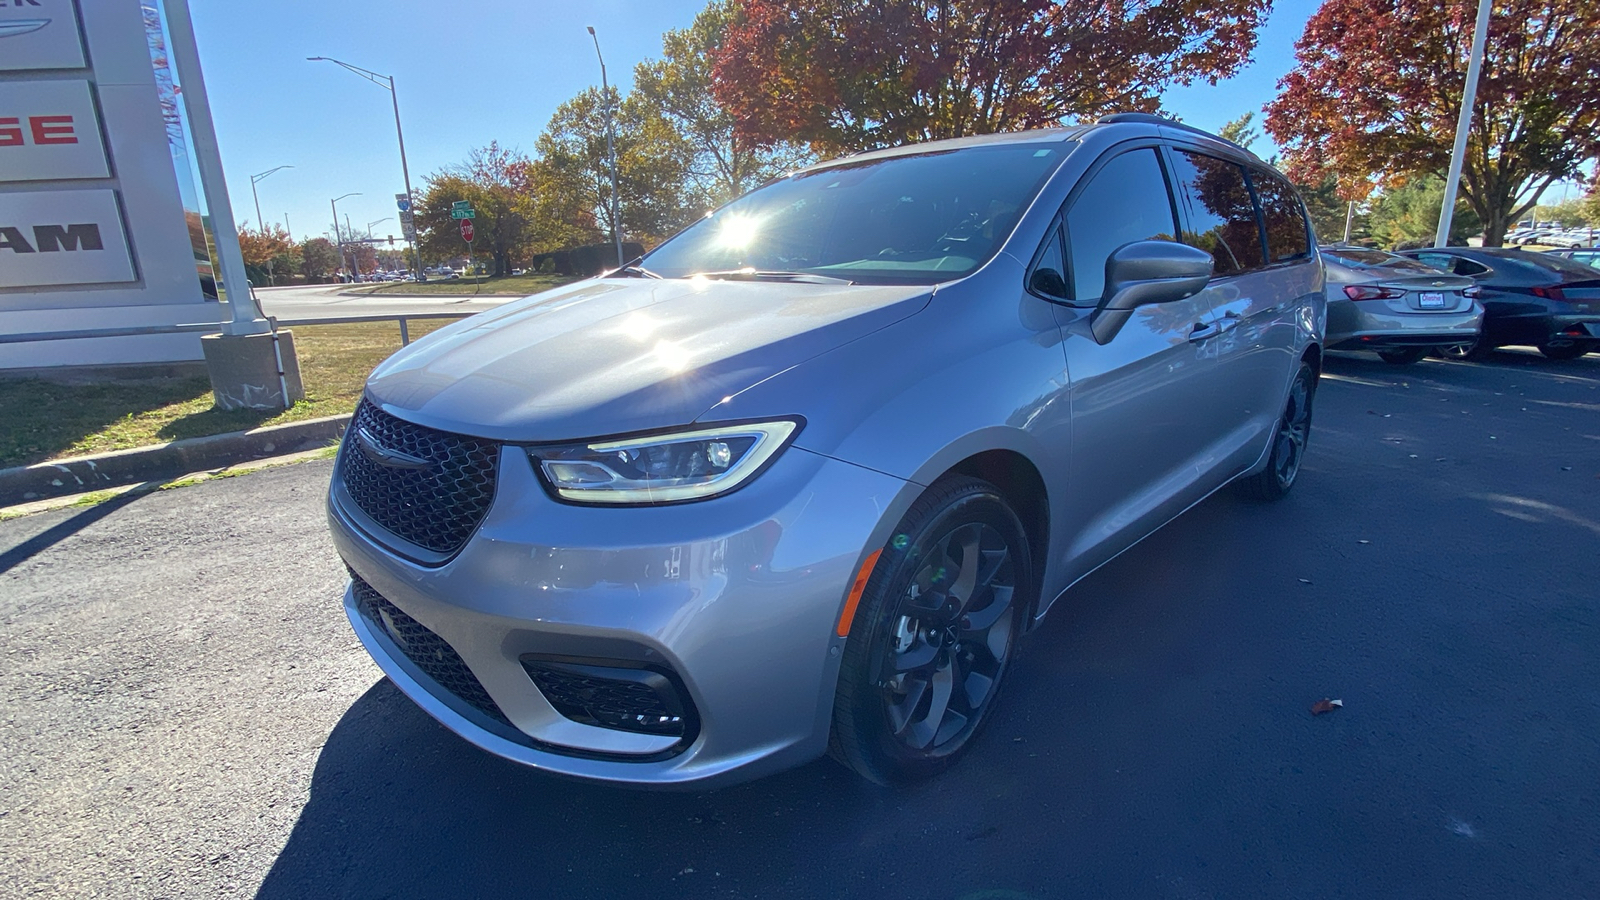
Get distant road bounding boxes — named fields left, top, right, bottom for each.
left=251, top=284, right=515, bottom=321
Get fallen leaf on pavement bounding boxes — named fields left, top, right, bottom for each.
left=1311, top=699, right=1344, bottom=716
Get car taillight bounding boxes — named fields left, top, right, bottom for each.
left=1343, top=285, right=1406, bottom=301
left=1530, top=285, right=1567, bottom=301
left=1462, top=286, right=1481, bottom=299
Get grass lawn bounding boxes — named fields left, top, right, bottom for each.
left=0, top=319, right=457, bottom=470
left=346, top=273, right=579, bottom=297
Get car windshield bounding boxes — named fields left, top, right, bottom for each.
left=641, top=143, right=1069, bottom=285
left=1324, top=247, right=1440, bottom=272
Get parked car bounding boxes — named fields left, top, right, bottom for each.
left=328, top=114, right=1325, bottom=788
left=1545, top=248, right=1600, bottom=270
left=1397, top=247, right=1600, bottom=359
left=1321, top=245, right=1483, bottom=364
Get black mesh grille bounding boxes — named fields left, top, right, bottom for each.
left=523, top=661, right=692, bottom=738
left=339, top=399, right=499, bottom=555
left=351, top=575, right=513, bottom=728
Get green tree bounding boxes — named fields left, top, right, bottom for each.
left=1366, top=176, right=1482, bottom=249
left=632, top=1, right=812, bottom=207
left=414, top=143, right=537, bottom=277
left=1296, top=175, right=1368, bottom=244
left=536, top=87, right=697, bottom=246
left=1217, top=112, right=1261, bottom=151
left=299, top=237, right=340, bottom=280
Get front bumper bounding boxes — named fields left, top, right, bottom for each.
left=329, top=442, right=912, bottom=788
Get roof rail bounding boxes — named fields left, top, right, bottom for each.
left=1096, top=112, right=1252, bottom=155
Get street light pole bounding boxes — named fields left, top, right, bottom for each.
left=249, top=165, right=292, bottom=233
left=1435, top=0, right=1492, bottom=248
left=332, top=192, right=360, bottom=282
left=587, top=26, right=623, bottom=268
left=308, top=56, right=425, bottom=280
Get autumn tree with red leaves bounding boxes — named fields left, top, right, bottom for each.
left=709, top=0, right=1271, bottom=156
left=1266, top=0, right=1600, bottom=246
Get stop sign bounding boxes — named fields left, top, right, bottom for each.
left=459, top=219, right=474, bottom=242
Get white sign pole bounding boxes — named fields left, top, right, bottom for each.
left=1435, top=0, right=1492, bottom=248
left=160, top=0, right=268, bottom=335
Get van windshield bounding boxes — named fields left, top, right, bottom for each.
left=641, top=143, right=1068, bottom=285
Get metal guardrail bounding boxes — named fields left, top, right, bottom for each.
left=0, top=311, right=473, bottom=347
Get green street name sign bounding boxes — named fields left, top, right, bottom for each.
left=449, top=209, right=477, bottom=219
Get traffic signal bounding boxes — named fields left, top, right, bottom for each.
left=388, top=235, right=395, bottom=246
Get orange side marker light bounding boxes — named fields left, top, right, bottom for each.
left=835, top=549, right=883, bottom=638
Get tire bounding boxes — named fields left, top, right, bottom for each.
left=1235, top=361, right=1317, bottom=503
left=829, top=476, right=1032, bottom=785
left=1538, top=343, right=1590, bottom=360
left=1377, top=347, right=1428, bottom=365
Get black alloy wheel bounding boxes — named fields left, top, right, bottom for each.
left=830, top=477, right=1031, bottom=785
left=1236, top=361, right=1316, bottom=502
left=1538, top=343, right=1591, bottom=361
left=1377, top=347, right=1429, bottom=365
left=1435, top=339, right=1492, bottom=361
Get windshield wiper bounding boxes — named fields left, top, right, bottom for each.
left=693, top=269, right=854, bottom=285
left=609, top=264, right=662, bottom=279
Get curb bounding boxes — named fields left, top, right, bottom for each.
left=0, top=414, right=350, bottom=506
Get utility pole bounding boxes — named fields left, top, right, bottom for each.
left=284, top=213, right=293, bottom=243
left=249, top=165, right=292, bottom=234
left=1436, top=0, right=1492, bottom=248
left=587, top=26, right=623, bottom=268
left=332, top=193, right=360, bottom=282
left=1343, top=201, right=1356, bottom=243
left=308, top=57, right=425, bottom=280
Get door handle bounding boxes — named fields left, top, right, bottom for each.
left=1188, top=321, right=1220, bottom=342
left=1217, top=311, right=1243, bottom=333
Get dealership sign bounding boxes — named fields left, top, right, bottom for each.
left=0, top=190, right=135, bottom=287
left=0, top=0, right=85, bottom=71
left=0, top=81, right=110, bottom=180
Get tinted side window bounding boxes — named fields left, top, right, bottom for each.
left=1064, top=148, right=1180, bottom=304
left=1253, top=171, right=1311, bottom=262
left=1169, top=150, right=1265, bottom=276
left=1029, top=224, right=1069, bottom=300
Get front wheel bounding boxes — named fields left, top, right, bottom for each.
left=829, top=477, right=1032, bottom=785
left=1377, top=347, right=1428, bottom=365
left=1538, top=343, right=1591, bottom=361
left=1235, top=361, right=1317, bottom=503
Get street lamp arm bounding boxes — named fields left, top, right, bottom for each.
left=307, top=56, right=393, bottom=90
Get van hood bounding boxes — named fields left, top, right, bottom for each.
left=362, top=277, right=932, bottom=441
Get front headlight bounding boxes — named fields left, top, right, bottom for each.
left=528, top=420, right=799, bottom=505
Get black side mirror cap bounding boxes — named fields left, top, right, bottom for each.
left=1091, top=241, right=1215, bottom=344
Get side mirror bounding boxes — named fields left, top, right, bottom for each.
left=1091, top=241, right=1214, bottom=344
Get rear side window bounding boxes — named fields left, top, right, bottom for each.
left=1412, top=253, right=1490, bottom=277
left=1169, top=150, right=1265, bottom=276
left=1063, top=148, right=1180, bottom=304
left=1253, top=171, right=1311, bottom=262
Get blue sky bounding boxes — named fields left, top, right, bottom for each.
left=191, top=0, right=1321, bottom=244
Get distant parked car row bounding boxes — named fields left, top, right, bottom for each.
left=1325, top=245, right=1599, bottom=363
left=1506, top=226, right=1597, bottom=248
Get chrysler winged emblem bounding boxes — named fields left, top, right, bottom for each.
left=354, top=427, right=431, bottom=469
left=0, top=20, right=51, bottom=39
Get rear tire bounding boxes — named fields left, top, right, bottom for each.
left=1236, top=362, right=1317, bottom=503
left=1538, top=343, right=1590, bottom=360
left=1377, top=347, right=1428, bottom=365
left=829, top=476, right=1032, bottom=785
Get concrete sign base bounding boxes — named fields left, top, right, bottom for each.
left=200, top=331, right=304, bottom=411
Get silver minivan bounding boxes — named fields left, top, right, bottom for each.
left=328, top=114, right=1326, bottom=787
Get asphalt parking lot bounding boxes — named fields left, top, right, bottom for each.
left=2, top=349, right=1597, bottom=899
